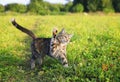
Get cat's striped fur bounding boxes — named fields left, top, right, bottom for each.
left=11, top=19, right=72, bottom=69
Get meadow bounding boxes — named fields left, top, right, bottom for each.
left=0, top=14, right=120, bottom=82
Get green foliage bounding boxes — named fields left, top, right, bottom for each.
left=64, top=2, right=73, bottom=12
left=102, top=0, right=112, bottom=8
left=102, top=0, right=115, bottom=13
left=87, top=0, right=114, bottom=12
left=49, top=5, right=60, bottom=12
left=73, top=0, right=82, bottom=5
left=31, top=0, right=43, bottom=3
left=27, top=1, right=50, bottom=15
left=112, top=0, right=120, bottom=12
left=73, top=0, right=88, bottom=11
left=103, top=7, right=114, bottom=13
left=28, top=1, right=64, bottom=15
left=0, top=5, right=5, bottom=12
left=1, top=0, right=120, bottom=14
left=73, top=0, right=120, bottom=12
left=5, top=4, right=27, bottom=13
left=117, top=3, right=120, bottom=12
left=49, top=4, right=63, bottom=13
left=71, top=4, right=84, bottom=12
left=29, top=0, right=65, bottom=15
left=87, top=0, right=102, bottom=12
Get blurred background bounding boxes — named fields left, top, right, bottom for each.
left=0, top=0, right=120, bottom=15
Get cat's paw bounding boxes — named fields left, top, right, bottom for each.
left=31, top=64, right=35, bottom=69
left=63, top=64, right=68, bottom=67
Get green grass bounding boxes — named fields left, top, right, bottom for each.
left=0, top=14, right=120, bottom=82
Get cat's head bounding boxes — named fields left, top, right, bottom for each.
left=53, top=28, right=73, bottom=45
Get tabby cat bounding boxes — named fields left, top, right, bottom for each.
left=11, top=18, right=72, bottom=69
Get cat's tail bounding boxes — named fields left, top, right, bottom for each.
left=11, top=18, right=36, bottom=39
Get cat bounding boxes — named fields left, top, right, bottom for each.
left=11, top=18, right=72, bottom=69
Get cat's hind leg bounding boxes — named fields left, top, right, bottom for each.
left=37, top=56, right=43, bottom=66
left=30, top=55, right=36, bottom=69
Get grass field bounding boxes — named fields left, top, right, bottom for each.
left=0, top=14, right=120, bottom=82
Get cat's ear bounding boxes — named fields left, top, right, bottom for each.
left=60, top=28, right=65, bottom=34
left=53, top=28, right=58, bottom=38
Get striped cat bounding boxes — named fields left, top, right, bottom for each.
left=11, top=18, right=72, bottom=69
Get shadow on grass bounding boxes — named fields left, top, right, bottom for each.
left=0, top=50, right=21, bottom=68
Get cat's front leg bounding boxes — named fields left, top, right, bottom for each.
left=58, top=53, right=68, bottom=67
left=62, top=58, right=68, bottom=67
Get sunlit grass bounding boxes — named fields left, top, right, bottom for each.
left=0, top=14, right=120, bottom=82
